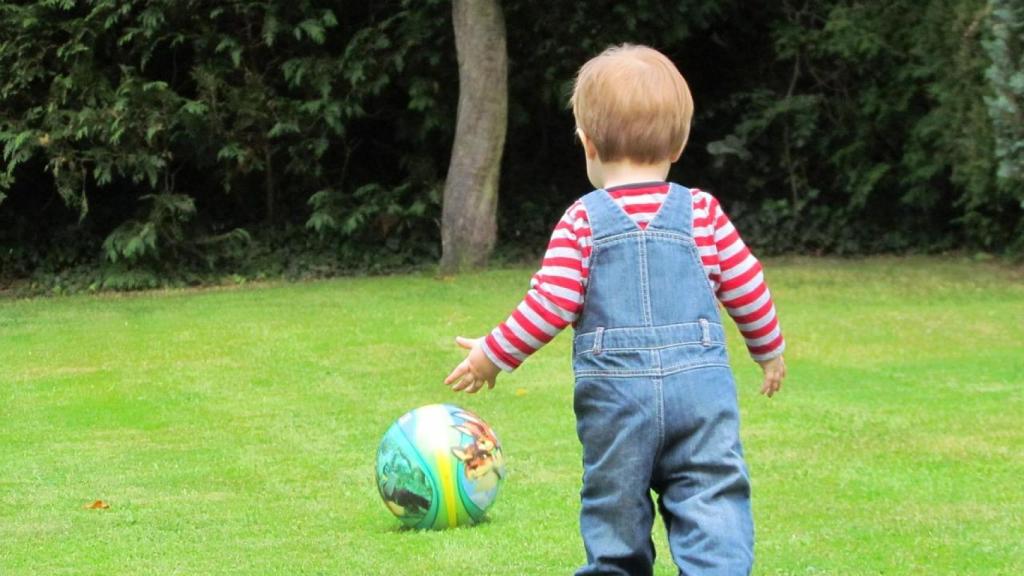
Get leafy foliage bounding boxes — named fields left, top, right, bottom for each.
left=985, top=0, right=1024, bottom=184
left=983, top=0, right=1024, bottom=251
left=0, top=0, right=450, bottom=290
left=700, top=0, right=1022, bottom=254
left=0, top=0, right=1021, bottom=294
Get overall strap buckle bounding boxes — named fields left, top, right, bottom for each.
left=699, top=318, right=711, bottom=347
left=593, top=327, right=605, bottom=355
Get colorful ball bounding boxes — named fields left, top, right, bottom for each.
left=375, top=404, right=505, bottom=529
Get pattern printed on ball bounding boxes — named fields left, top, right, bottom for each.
left=375, top=404, right=505, bottom=529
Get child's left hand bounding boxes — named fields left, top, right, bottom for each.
left=756, top=355, right=786, bottom=398
left=444, top=336, right=500, bottom=394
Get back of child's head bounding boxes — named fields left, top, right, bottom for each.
left=571, top=44, right=693, bottom=164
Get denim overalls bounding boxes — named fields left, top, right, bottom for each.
left=571, top=184, right=754, bottom=576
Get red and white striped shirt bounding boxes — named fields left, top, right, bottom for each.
left=482, top=182, right=785, bottom=372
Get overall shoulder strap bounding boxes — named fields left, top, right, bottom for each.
left=580, top=189, right=639, bottom=240
left=646, top=183, right=693, bottom=237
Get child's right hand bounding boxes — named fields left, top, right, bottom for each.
left=444, top=336, right=500, bottom=394
left=756, top=355, right=786, bottom=397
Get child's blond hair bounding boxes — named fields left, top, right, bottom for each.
left=570, top=44, right=693, bottom=164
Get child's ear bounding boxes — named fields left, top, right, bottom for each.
left=577, top=130, right=600, bottom=160
left=671, top=139, right=687, bottom=163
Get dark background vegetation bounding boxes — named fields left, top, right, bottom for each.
left=1, top=0, right=1021, bottom=293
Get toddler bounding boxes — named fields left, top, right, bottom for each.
left=445, top=44, right=786, bottom=576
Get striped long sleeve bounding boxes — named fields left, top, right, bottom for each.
left=481, top=185, right=785, bottom=371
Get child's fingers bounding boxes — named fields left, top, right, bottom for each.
left=468, top=376, right=494, bottom=393
left=444, top=361, right=470, bottom=386
left=447, top=363, right=480, bottom=393
left=761, top=370, right=783, bottom=397
left=758, top=356, right=786, bottom=397
left=449, top=372, right=472, bottom=391
left=453, top=374, right=479, bottom=393
left=446, top=338, right=496, bottom=394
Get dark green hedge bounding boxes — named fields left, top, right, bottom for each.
left=1, top=0, right=1021, bottom=291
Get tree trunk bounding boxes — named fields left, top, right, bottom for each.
left=439, top=0, right=507, bottom=274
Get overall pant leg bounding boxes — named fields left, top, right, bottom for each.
left=574, top=376, right=660, bottom=576
left=654, top=365, right=754, bottom=576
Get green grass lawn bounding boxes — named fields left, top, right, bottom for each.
left=1, top=257, right=1022, bottom=575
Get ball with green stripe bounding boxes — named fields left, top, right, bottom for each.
left=376, top=404, right=505, bottom=529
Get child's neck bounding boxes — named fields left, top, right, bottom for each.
left=598, top=159, right=671, bottom=189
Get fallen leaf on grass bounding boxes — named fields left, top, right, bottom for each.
left=84, top=500, right=110, bottom=510
left=515, top=388, right=528, bottom=397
